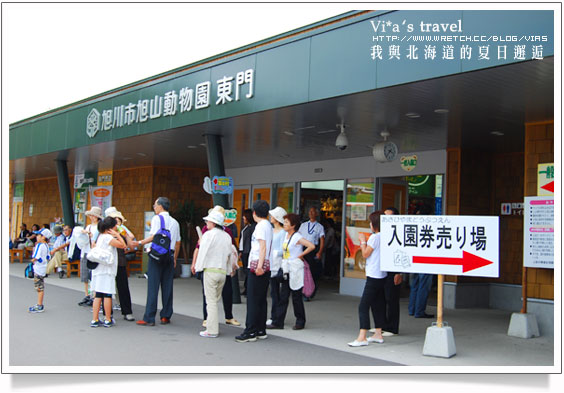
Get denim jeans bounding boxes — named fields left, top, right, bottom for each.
left=142, top=252, right=174, bottom=323
left=408, top=273, right=433, bottom=317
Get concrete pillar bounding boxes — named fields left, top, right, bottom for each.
left=204, top=134, right=241, bottom=304
left=204, top=134, right=229, bottom=208
left=55, top=159, right=75, bottom=227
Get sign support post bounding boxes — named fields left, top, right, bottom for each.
left=437, top=274, right=444, bottom=328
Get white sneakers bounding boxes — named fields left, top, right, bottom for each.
left=348, top=337, right=384, bottom=347
left=199, top=331, right=218, bottom=338
left=348, top=340, right=368, bottom=347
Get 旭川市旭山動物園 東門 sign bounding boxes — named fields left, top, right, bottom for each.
left=86, top=69, right=255, bottom=138
left=380, top=215, right=499, bottom=277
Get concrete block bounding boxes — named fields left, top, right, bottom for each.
left=422, top=325, right=456, bottom=358
left=507, top=312, right=540, bottom=338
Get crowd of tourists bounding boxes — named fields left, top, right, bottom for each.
left=23, top=196, right=434, bottom=346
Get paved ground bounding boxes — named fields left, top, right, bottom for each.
left=6, top=262, right=556, bottom=370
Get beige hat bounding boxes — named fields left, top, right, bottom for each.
left=204, top=205, right=225, bottom=226
left=105, top=206, right=126, bottom=222
left=269, top=206, right=288, bottom=224
left=85, top=206, right=103, bottom=219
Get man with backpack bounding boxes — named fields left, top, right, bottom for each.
left=134, top=197, right=181, bottom=326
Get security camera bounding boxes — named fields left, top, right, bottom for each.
left=335, top=124, right=348, bottom=150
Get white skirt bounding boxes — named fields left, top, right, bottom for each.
left=91, top=273, right=116, bottom=295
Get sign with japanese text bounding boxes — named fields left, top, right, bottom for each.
left=86, top=68, right=254, bottom=138
left=97, top=170, right=113, bottom=186
left=537, top=163, right=554, bottom=196
left=524, top=197, right=553, bottom=269
left=380, top=215, right=499, bottom=277
left=212, top=176, right=234, bottom=194
left=89, top=186, right=113, bottom=213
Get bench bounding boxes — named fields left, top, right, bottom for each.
left=126, top=250, right=143, bottom=277
left=9, top=249, right=25, bottom=263
left=64, top=259, right=80, bottom=278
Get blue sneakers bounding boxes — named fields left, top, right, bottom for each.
left=90, top=320, right=100, bottom=328
left=28, top=304, right=44, bottom=313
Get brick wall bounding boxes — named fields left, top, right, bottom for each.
left=524, top=121, right=554, bottom=300
left=448, top=149, right=525, bottom=286
left=21, top=176, right=71, bottom=229
left=111, top=167, right=154, bottom=239
left=493, top=153, right=524, bottom=285
left=152, top=166, right=213, bottom=258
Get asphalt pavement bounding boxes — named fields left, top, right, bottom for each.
left=6, top=262, right=555, bottom=370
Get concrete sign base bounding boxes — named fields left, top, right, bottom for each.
left=507, top=312, right=540, bottom=338
left=422, top=325, right=457, bottom=358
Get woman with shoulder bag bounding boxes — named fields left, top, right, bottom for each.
left=268, top=213, right=314, bottom=330
left=89, top=216, right=126, bottom=328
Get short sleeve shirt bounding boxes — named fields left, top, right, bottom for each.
left=298, top=220, right=325, bottom=246
left=282, top=232, right=304, bottom=260
left=249, top=219, right=273, bottom=262
left=365, top=233, right=387, bottom=279
left=149, top=212, right=181, bottom=251
left=32, top=243, right=50, bottom=276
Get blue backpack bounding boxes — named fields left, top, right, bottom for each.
left=148, top=215, right=172, bottom=263
left=25, top=263, right=34, bottom=279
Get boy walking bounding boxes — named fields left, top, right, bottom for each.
left=28, top=228, right=53, bottom=313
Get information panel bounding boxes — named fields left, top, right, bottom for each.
left=524, top=197, right=554, bottom=269
left=380, top=215, right=499, bottom=277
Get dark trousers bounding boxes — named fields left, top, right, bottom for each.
left=241, top=253, right=250, bottom=294
left=143, top=253, right=174, bottom=324
left=202, top=274, right=233, bottom=320
left=382, top=273, right=401, bottom=334
left=243, top=271, right=271, bottom=335
left=115, top=266, right=133, bottom=315
left=271, top=274, right=305, bottom=328
left=359, top=277, right=386, bottom=330
left=303, top=248, right=322, bottom=298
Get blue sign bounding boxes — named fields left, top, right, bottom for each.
left=212, top=176, right=234, bottom=194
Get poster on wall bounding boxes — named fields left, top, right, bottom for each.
left=89, top=186, right=113, bottom=213
left=523, top=196, right=554, bottom=269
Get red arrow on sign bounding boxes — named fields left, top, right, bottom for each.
left=541, top=181, right=554, bottom=193
left=412, top=251, right=493, bottom=273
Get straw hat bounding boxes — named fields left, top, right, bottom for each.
left=105, top=206, right=126, bottom=222
left=204, top=206, right=225, bottom=226
left=269, top=206, right=288, bottom=224
left=85, top=206, right=103, bottom=219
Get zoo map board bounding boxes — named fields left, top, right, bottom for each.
left=380, top=215, right=499, bottom=278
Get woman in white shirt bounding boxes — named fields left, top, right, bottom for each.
left=194, top=206, right=239, bottom=338
left=90, top=216, right=126, bottom=328
left=268, top=213, right=314, bottom=330
left=266, top=206, right=288, bottom=328
left=78, top=207, right=103, bottom=306
left=348, top=211, right=387, bottom=347
left=235, top=200, right=273, bottom=343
